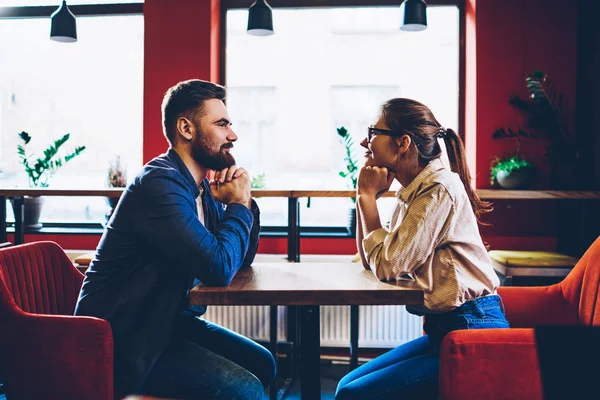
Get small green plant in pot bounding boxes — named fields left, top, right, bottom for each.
left=490, top=155, right=535, bottom=189
left=16, top=131, right=86, bottom=228
left=337, top=126, right=359, bottom=233
left=251, top=173, right=267, bottom=189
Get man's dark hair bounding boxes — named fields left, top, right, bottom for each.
left=161, top=79, right=226, bottom=144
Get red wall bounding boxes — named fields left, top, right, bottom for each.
left=142, top=0, right=220, bottom=163
left=472, top=0, right=577, bottom=250
left=28, top=0, right=578, bottom=253
left=474, top=0, right=577, bottom=189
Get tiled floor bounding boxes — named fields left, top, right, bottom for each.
left=0, top=362, right=351, bottom=400
left=265, top=361, right=349, bottom=400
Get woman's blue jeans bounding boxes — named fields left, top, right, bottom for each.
left=142, top=314, right=276, bottom=400
left=335, top=294, right=510, bottom=400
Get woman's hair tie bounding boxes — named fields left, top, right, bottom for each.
left=437, top=126, right=447, bottom=139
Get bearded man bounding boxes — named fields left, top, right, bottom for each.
left=74, top=80, right=275, bottom=400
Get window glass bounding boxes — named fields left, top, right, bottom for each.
left=228, top=5, right=459, bottom=227
left=0, top=14, right=143, bottom=222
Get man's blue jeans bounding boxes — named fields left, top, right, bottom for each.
left=336, top=294, right=510, bottom=400
left=142, top=314, right=276, bottom=400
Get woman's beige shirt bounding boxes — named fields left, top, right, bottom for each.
left=363, top=158, right=499, bottom=315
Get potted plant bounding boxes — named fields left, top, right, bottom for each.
left=490, top=155, right=535, bottom=189
left=251, top=172, right=267, bottom=189
left=505, top=71, right=578, bottom=189
left=106, top=155, right=127, bottom=221
left=16, top=131, right=86, bottom=228
left=490, top=127, right=537, bottom=189
left=337, top=126, right=359, bottom=234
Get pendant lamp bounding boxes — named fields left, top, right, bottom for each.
left=247, top=0, right=274, bottom=36
left=50, top=0, right=77, bottom=42
left=400, top=0, right=427, bottom=32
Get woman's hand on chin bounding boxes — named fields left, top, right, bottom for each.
left=357, top=166, right=395, bottom=198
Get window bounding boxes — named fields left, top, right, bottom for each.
left=226, top=5, right=459, bottom=228
left=0, top=7, right=143, bottom=223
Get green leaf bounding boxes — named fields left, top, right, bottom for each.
left=251, top=172, right=267, bottom=189
left=337, top=126, right=360, bottom=189
left=16, top=131, right=85, bottom=188
left=18, top=131, right=31, bottom=144
left=337, top=126, right=348, bottom=138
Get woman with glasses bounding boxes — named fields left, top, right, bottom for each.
left=335, top=98, right=509, bottom=400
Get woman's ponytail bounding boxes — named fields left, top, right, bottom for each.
left=444, top=128, right=493, bottom=223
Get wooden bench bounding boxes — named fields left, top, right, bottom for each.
left=489, top=250, right=579, bottom=286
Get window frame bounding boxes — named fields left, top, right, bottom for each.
left=0, top=3, right=143, bottom=19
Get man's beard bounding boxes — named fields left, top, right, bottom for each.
left=191, top=128, right=236, bottom=171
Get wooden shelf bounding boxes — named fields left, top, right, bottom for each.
left=476, top=190, right=600, bottom=200
left=1, top=188, right=600, bottom=200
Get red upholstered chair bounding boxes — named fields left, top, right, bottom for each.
left=439, top=236, right=600, bottom=400
left=0, top=241, right=114, bottom=399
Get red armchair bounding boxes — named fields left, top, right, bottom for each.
left=439, top=236, right=600, bottom=400
left=0, top=241, right=114, bottom=400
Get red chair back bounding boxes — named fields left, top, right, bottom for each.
left=559, top=236, right=600, bottom=326
left=0, top=241, right=83, bottom=316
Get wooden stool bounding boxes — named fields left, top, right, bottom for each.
left=489, top=250, right=578, bottom=286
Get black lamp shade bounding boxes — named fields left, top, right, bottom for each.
left=400, top=0, right=427, bottom=32
left=247, top=0, right=273, bottom=36
left=50, top=0, right=77, bottom=42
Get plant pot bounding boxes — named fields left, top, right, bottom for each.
left=11, top=196, right=44, bottom=229
left=496, top=167, right=535, bottom=189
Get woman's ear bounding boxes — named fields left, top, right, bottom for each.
left=396, top=135, right=411, bottom=154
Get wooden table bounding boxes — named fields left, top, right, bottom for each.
left=189, top=262, right=424, bottom=400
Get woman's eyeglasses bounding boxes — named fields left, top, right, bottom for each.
left=367, top=126, right=399, bottom=144
left=367, top=126, right=423, bottom=148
